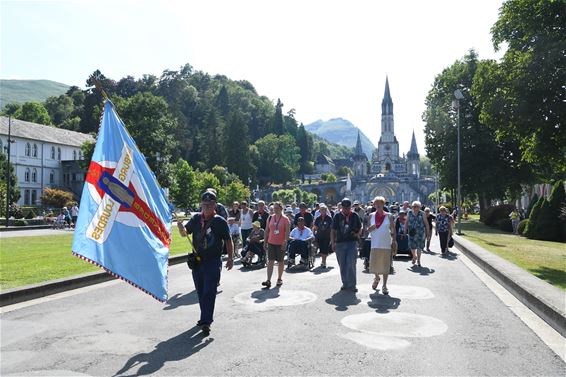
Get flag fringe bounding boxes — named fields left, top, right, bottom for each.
left=72, top=251, right=167, bottom=303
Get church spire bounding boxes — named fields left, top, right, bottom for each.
left=408, top=130, right=419, bottom=156
left=355, top=130, right=364, bottom=156
left=381, top=76, right=393, bottom=115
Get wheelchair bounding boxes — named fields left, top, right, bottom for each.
left=286, top=239, right=315, bottom=270
left=240, top=240, right=266, bottom=269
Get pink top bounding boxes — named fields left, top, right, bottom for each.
left=267, top=214, right=290, bottom=245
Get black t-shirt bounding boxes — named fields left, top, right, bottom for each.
left=294, top=211, right=314, bottom=228
left=314, top=214, right=333, bottom=238
left=426, top=214, right=436, bottom=227
left=185, top=214, right=230, bottom=260
left=332, top=211, right=362, bottom=243
left=253, top=210, right=270, bottom=230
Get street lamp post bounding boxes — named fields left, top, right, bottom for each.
left=453, top=89, right=464, bottom=235
left=5, top=116, right=13, bottom=228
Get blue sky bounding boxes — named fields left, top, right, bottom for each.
left=1, top=0, right=505, bottom=155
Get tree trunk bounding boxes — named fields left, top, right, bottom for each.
left=479, top=193, right=490, bottom=222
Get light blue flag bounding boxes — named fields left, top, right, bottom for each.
left=72, top=100, right=172, bottom=302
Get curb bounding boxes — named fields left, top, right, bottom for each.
left=0, top=225, right=53, bottom=232
left=453, top=234, right=566, bottom=337
left=0, top=254, right=187, bottom=307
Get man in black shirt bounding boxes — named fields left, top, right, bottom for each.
left=253, top=200, right=270, bottom=230
left=177, top=191, right=233, bottom=336
left=331, top=198, right=362, bottom=292
left=294, top=202, right=314, bottom=228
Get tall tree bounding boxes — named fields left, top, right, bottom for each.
left=0, top=151, right=21, bottom=209
left=224, top=111, right=251, bottom=182
left=473, top=0, right=566, bottom=179
left=273, top=98, right=284, bottom=135
left=14, top=102, right=51, bottom=124
left=216, top=85, right=230, bottom=119
left=170, top=159, right=198, bottom=209
left=296, top=123, right=313, bottom=174
left=253, top=133, right=300, bottom=184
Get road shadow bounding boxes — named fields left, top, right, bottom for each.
left=325, top=290, right=362, bottom=312
left=443, top=251, right=459, bottom=261
left=310, top=265, right=335, bottom=275
left=531, top=266, right=566, bottom=289
left=367, top=293, right=401, bottom=313
left=407, top=265, right=436, bottom=276
left=422, top=249, right=438, bottom=256
left=250, top=287, right=281, bottom=303
left=113, top=326, right=213, bottom=376
left=163, top=291, right=199, bottom=310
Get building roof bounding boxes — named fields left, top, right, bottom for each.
left=0, top=116, right=94, bottom=147
left=408, top=129, right=419, bottom=156
left=381, top=76, right=393, bottom=115
left=316, top=154, right=334, bottom=165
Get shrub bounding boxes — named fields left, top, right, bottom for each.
left=24, top=210, right=36, bottom=219
left=483, top=204, right=515, bottom=227
left=518, top=219, right=528, bottom=235
left=496, top=218, right=513, bottom=233
left=41, top=187, right=74, bottom=209
left=526, top=193, right=539, bottom=218
left=525, top=196, right=544, bottom=238
left=14, top=220, right=28, bottom=226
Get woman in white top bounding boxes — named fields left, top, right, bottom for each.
left=239, top=201, right=254, bottom=248
left=367, top=196, right=397, bottom=295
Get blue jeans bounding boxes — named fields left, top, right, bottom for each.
left=335, top=241, right=357, bottom=289
left=192, top=257, right=222, bottom=326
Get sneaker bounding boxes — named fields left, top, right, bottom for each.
left=201, top=325, right=211, bottom=336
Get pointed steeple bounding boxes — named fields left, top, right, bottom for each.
left=355, top=130, right=364, bottom=156
left=381, top=76, right=393, bottom=115
left=408, top=130, right=419, bottom=157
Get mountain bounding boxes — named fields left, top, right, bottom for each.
left=0, top=79, right=70, bottom=109
left=305, top=118, right=375, bottom=159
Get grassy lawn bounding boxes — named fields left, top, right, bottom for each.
left=458, top=218, right=566, bottom=291
left=0, top=231, right=192, bottom=290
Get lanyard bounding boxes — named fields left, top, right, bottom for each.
left=272, top=214, right=282, bottom=230
left=374, top=210, right=386, bottom=229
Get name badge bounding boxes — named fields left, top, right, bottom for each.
left=344, top=224, right=350, bottom=231
left=273, top=230, right=280, bottom=235
left=206, top=228, right=212, bottom=235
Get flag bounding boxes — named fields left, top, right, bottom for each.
left=72, top=100, right=172, bottom=302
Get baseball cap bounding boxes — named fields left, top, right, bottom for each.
left=341, top=198, right=352, bottom=207
left=201, top=191, right=217, bottom=202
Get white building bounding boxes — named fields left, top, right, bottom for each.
left=0, top=116, right=94, bottom=207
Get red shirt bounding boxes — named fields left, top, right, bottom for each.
left=267, top=214, right=290, bottom=245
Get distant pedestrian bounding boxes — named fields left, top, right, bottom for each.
left=294, top=202, right=314, bottom=228
left=435, top=206, right=453, bottom=255
left=395, top=210, right=409, bottom=254
left=405, top=201, right=430, bottom=267
left=62, top=207, right=72, bottom=228
left=331, top=198, right=362, bottom=292
left=313, top=204, right=333, bottom=268
left=239, top=201, right=253, bottom=248
left=367, top=196, right=396, bottom=295
left=509, top=208, right=520, bottom=235
left=424, top=207, right=435, bottom=252
left=253, top=201, right=269, bottom=230
left=177, top=190, right=234, bottom=336
left=229, top=201, right=241, bottom=222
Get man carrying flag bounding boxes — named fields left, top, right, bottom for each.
left=177, top=190, right=234, bottom=336
left=72, top=99, right=172, bottom=302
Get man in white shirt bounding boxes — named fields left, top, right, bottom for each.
left=288, top=217, right=314, bottom=266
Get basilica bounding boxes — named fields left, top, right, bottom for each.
left=300, top=78, right=436, bottom=205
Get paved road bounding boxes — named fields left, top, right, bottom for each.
left=2, top=236, right=565, bottom=376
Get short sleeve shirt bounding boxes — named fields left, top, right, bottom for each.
left=253, top=211, right=270, bottom=230
left=289, top=226, right=313, bottom=241
left=294, top=212, right=314, bottom=228
left=267, top=214, right=290, bottom=245
left=185, top=214, right=230, bottom=260
left=332, top=211, right=362, bottom=243
left=314, top=214, right=333, bottom=238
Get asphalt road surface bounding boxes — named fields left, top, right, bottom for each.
left=2, top=236, right=565, bottom=376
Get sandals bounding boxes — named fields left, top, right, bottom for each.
left=372, top=277, right=380, bottom=290
left=276, top=279, right=283, bottom=287
left=261, top=280, right=271, bottom=288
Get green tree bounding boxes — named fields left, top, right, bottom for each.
left=194, top=170, right=221, bottom=199
left=473, top=0, right=566, bottom=178
left=220, top=178, right=250, bottom=205
left=321, top=173, right=337, bottom=183
left=526, top=192, right=539, bottom=218
left=273, top=98, right=284, bottom=135
left=336, top=166, right=354, bottom=177
left=216, top=85, right=230, bottom=118
left=44, top=95, right=74, bottom=125
left=1, top=103, right=21, bottom=116
left=170, top=159, right=198, bottom=209
left=296, top=123, right=313, bottom=174
left=0, top=152, right=20, bottom=215
left=41, top=187, right=74, bottom=208
left=254, top=134, right=300, bottom=184
left=14, top=102, right=51, bottom=124
left=524, top=195, right=544, bottom=239
left=223, top=111, right=251, bottom=182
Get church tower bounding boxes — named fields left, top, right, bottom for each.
left=353, top=130, right=368, bottom=177
left=407, top=130, right=420, bottom=178
left=377, top=77, right=400, bottom=162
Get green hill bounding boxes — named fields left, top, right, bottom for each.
left=0, top=79, right=70, bottom=109
left=305, top=118, right=375, bottom=159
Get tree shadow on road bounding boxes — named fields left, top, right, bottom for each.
left=325, top=291, right=361, bottom=312
left=113, top=326, right=213, bottom=376
left=367, top=293, right=401, bottom=313
left=163, top=291, right=199, bottom=310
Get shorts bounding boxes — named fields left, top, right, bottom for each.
left=267, top=243, right=285, bottom=262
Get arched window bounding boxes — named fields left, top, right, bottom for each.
left=25, top=168, right=30, bottom=182
left=25, top=143, right=31, bottom=156
left=32, top=168, right=37, bottom=182
left=32, top=144, right=38, bottom=157
left=57, top=147, right=61, bottom=161
left=51, top=146, right=55, bottom=159
left=385, top=162, right=391, bottom=171
left=50, top=170, right=55, bottom=184
left=78, top=150, right=82, bottom=160
left=73, top=150, right=77, bottom=160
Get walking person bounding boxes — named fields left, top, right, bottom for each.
left=509, top=208, right=520, bottom=235
left=71, top=203, right=79, bottom=227
left=435, top=206, right=453, bottom=256
left=331, top=198, right=362, bottom=292
left=177, top=190, right=234, bottom=336
left=229, top=201, right=241, bottom=222
left=404, top=201, right=430, bottom=267
left=424, top=207, right=435, bottom=252
left=313, top=204, right=333, bottom=268
left=253, top=200, right=269, bottom=230
left=367, top=196, right=396, bottom=295
left=239, top=201, right=253, bottom=248
left=262, top=202, right=290, bottom=288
